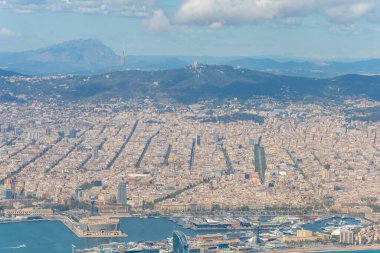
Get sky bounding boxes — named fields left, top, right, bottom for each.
left=1, top=0, right=380, bottom=59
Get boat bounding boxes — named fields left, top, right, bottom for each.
left=326, top=219, right=338, bottom=226
left=291, top=223, right=302, bottom=229
left=326, top=219, right=348, bottom=227
left=283, top=230, right=296, bottom=235
left=339, top=220, right=348, bottom=226
left=7, top=245, right=26, bottom=249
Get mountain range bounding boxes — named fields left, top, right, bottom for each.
left=1, top=39, right=379, bottom=105
left=1, top=39, right=380, bottom=77
left=1, top=64, right=379, bottom=104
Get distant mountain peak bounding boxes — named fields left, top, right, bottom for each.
left=0, top=39, right=120, bottom=75
left=42, top=38, right=110, bottom=51
left=32, top=38, right=118, bottom=61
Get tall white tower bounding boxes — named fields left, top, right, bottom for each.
left=120, top=50, right=126, bottom=67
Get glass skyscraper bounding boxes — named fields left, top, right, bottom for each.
left=173, top=231, right=189, bottom=253
left=117, top=182, right=127, bottom=205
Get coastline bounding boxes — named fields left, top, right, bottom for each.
left=1, top=217, right=380, bottom=253
left=271, top=245, right=380, bottom=253
left=1, top=216, right=379, bottom=252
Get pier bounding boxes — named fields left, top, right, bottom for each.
left=59, top=215, right=128, bottom=238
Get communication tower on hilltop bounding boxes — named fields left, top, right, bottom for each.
left=120, top=50, right=126, bottom=67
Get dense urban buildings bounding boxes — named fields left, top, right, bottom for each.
left=0, top=95, right=379, bottom=216
left=0, top=82, right=379, bottom=253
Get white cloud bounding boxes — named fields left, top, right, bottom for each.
left=0, top=0, right=155, bottom=17
left=322, top=2, right=375, bottom=23
left=209, top=21, right=224, bottom=29
left=0, top=27, right=21, bottom=37
left=328, top=24, right=358, bottom=35
left=143, top=9, right=170, bottom=32
left=175, top=0, right=380, bottom=26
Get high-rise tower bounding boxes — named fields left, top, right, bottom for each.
left=117, top=181, right=127, bottom=205
left=120, top=50, right=126, bottom=67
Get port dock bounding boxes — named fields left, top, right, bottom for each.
left=59, top=215, right=128, bottom=238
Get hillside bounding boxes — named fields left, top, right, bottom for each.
left=1, top=65, right=379, bottom=104
left=0, top=69, right=23, bottom=77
